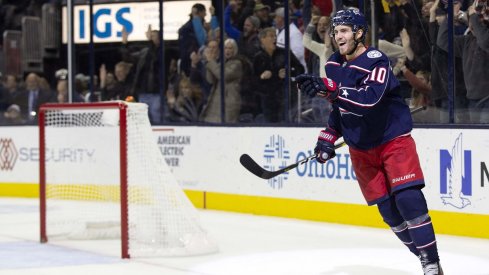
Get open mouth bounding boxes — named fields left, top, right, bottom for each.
left=338, top=42, right=347, bottom=50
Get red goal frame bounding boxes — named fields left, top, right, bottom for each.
left=38, top=102, right=131, bottom=258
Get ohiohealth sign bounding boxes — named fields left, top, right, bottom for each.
left=62, top=1, right=211, bottom=43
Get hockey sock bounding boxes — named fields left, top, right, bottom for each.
left=377, top=197, right=419, bottom=256
left=395, top=188, right=440, bottom=263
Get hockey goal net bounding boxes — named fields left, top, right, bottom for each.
left=39, top=101, right=218, bottom=258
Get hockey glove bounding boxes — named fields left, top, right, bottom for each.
left=314, top=128, right=339, bottom=163
left=317, top=77, right=339, bottom=102
left=296, top=74, right=339, bottom=101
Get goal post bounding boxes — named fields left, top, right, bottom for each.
left=39, top=101, right=217, bottom=258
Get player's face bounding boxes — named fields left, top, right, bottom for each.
left=333, top=25, right=355, bottom=56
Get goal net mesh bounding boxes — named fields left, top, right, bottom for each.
left=41, top=102, right=217, bottom=257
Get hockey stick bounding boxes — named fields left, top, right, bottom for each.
left=239, top=142, right=346, bottom=180
left=239, top=105, right=427, bottom=180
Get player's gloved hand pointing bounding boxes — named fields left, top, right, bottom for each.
left=296, top=74, right=339, bottom=101
left=315, top=128, right=339, bottom=163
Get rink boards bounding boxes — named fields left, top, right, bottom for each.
left=1, top=125, right=488, bottom=239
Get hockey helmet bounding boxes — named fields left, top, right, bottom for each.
left=331, top=9, right=368, bottom=40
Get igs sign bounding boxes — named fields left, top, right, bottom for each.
left=62, top=1, right=211, bottom=43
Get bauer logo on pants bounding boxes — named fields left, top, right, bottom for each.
left=439, top=133, right=472, bottom=209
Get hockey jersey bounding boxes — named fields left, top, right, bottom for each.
left=325, top=47, right=412, bottom=150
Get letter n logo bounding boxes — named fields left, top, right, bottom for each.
left=439, top=133, right=471, bottom=209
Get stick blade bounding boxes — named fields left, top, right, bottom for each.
left=239, top=154, right=272, bottom=179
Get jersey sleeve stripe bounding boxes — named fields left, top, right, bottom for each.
left=326, top=61, right=341, bottom=66
left=349, top=65, right=371, bottom=73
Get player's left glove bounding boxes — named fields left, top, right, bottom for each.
left=314, top=128, right=339, bottom=164
left=296, top=74, right=339, bottom=101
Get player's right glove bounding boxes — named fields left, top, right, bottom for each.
left=296, top=74, right=339, bottom=101
left=314, top=128, right=339, bottom=163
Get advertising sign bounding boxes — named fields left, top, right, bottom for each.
left=62, top=1, right=211, bottom=43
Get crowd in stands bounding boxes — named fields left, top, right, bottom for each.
left=0, top=0, right=488, bottom=125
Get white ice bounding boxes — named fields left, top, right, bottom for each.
left=1, top=198, right=489, bottom=275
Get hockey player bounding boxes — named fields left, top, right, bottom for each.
left=295, top=9, right=443, bottom=275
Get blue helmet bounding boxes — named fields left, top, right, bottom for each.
left=331, top=9, right=368, bottom=40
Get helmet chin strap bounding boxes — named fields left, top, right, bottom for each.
left=346, top=30, right=364, bottom=56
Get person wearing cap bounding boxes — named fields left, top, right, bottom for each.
left=254, top=3, right=273, bottom=28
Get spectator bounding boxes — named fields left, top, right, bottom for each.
left=399, top=28, right=415, bottom=62
left=178, top=3, right=211, bottom=77
left=378, top=0, right=407, bottom=43
left=54, top=69, right=84, bottom=103
left=222, top=4, right=259, bottom=121
left=274, top=7, right=307, bottom=72
left=290, top=0, right=304, bottom=30
left=259, top=0, right=279, bottom=11
left=253, top=27, right=305, bottom=123
left=302, top=15, right=335, bottom=123
left=254, top=3, right=273, bottom=29
left=399, top=0, right=432, bottom=72
left=75, top=74, right=91, bottom=102
left=14, top=72, right=55, bottom=122
left=99, top=62, right=132, bottom=101
left=437, top=1, right=489, bottom=123
left=168, top=74, right=203, bottom=122
left=393, top=58, right=438, bottom=123
left=164, top=57, right=181, bottom=117
left=0, top=77, right=13, bottom=113
left=224, top=2, right=261, bottom=62
left=428, top=0, right=468, bottom=123
left=378, top=36, right=407, bottom=63
left=226, top=0, right=248, bottom=32
left=453, top=0, right=469, bottom=35
left=182, top=4, right=220, bottom=104
left=121, top=25, right=163, bottom=124
left=200, top=38, right=242, bottom=123
left=439, top=0, right=470, bottom=34
left=313, top=0, right=334, bottom=17
left=303, top=15, right=334, bottom=78
left=189, top=24, right=224, bottom=104
left=189, top=49, right=211, bottom=103
left=2, top=74, right=21, bottom=100
left=407, top=70, right=432, bottom=109
left=1, top=104, right=25, bottom=125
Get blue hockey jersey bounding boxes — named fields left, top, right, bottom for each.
left=325, top=47, right=412, bottom=150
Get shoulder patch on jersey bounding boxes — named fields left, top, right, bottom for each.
left=367, top=50, right=382, bottom=59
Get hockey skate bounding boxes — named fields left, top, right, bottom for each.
left=421, top=260, right=444, bottom=275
